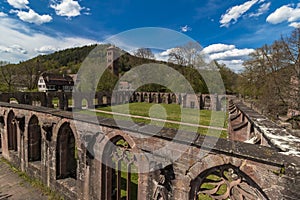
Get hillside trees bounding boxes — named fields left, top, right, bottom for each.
left=217, top=63, right=238, bottom=94
left=0, top=62, right=17, bottom=92
left=20, top=59, right=45, bottom=90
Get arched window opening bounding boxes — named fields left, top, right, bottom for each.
left=7, top=111, right=17, bottom=151
left=102, top=136, right=138, bottom=200
left=136, top=93, right=140, bottom=102
left=189, top=164, right=268, bottom=200
left=82, top=99, right=88, bottom=109
left=102, top=95, right=108, bottom=105
left=52, top=97, right=60, bottom=109
left=152, top=94, right=157, bottom=103
left=152, top=164, right=175, bottom=200
left=161, top=94, right=166, bottom=104
left=9, top=98, right=19, bottom=104
left=28, top=115, right=41, bottom=162
left=93, top=98, right=99, bottom=107
left=144, top=93, right=149, bottom=103
left=56, top=123, right=77, bottom=180
left=171, top=94, right=177, bottom=104
left=68, top=98, right=74, bottom=108
left=204, top=96, right=211, bottom=110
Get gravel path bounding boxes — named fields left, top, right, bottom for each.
left=0, top=154, right=48, bottom=200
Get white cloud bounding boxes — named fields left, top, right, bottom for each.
left=218, top=60, right=245, bottom=72
left=180, top=25, right=192, bottom=32
left=155, top=44, right=253, bottom=72
left=249, top=2, right=271, bottom=17
left=0, top=44, right=27, bottom=54
left=159, top=48, right=177, bottom=56
left=202, top=44, right=235, bottom=54
left=208, top=48, right=254, bottom=60
left=289, top=22, right=300, bottom=28
left=7, top=0, right=29, bottom=9
left=154, top=48, right=177, bottom=61
left=203, top=43, right=254, bottom=72
left=51, top=0, right=83, bottom=18
left=266, top=4, right=300, bottom=27
left=220, top=0, right=259, bottom=27
left=0, top=12, right=8, bottom=17
left=34, top=45, right=57, bottom=54
left=0, top=16, right=97, bottom=63
left=15, top=9, right=52, bottom=25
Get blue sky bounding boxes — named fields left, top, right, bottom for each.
left=0, top=0, right=299, bottom=72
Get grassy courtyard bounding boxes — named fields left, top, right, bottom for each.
left=80, top=102, right=228, bottom=138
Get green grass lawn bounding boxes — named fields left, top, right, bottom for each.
left=78, top=102, right=228, bottom=138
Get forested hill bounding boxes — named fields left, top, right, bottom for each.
left=22, top=44, right=99, bottom=74
left=0, top=43, right=237, bottom=93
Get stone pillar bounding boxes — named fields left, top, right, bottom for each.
left=98, top=95, right=103, bottom=106
left=172, top=175, right=190, bottom=200
left=211, top=94, right=218, bottom=111
left=63, top=93, right=69, bottom=111
left=0, top=114, right=9, bottom=158
left=246, top=122, right=253, bottom=140
left=181, top=94, right=187, bottom=108
left=73, top=94, right=82, bottom=109
left=15, top=114, right=25, bottom=171
left=0, top=115, right=5, bottom=152
left=58, top=95, right=65, bottom=110
left=42, top=122, right=54, bottom=187
left=87, top=97, right=94, bottom=109
left=45, top=93, right=53, bottom=108
left=138, top=93, right=142, bottom=102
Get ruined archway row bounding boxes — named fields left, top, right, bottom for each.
left=228, top=100, right=300, bottom=158
left=0, top=92, right=228, bottom=111
left=0, top=102, right=298, bottom=199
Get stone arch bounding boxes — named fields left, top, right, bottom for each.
left=7, top=110, right=17, bottom=151
left=27, top=115, right=41, bottom=162
left=188, top=163, right=268, bottom=200
left=55, top=122, right=77, bottom=179
left=100, top=131, right=142, bottom=200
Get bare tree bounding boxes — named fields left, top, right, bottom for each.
left=134, top=48, right=155, bottom=59
left=240, top=40, right=291, bottom=114
left=281, top=28, right=300, bottom=112
left=167, top=41, right=203, bottom=67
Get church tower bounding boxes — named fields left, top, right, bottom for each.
left=106, top=45, right=119, bottom=77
